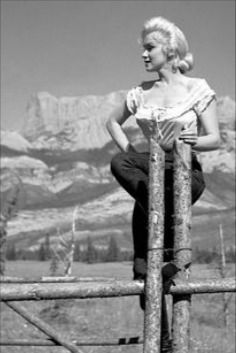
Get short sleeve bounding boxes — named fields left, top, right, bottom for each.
left=126, top=86, right=142, bottom=115
left=193, top=79, right=216, bottom=116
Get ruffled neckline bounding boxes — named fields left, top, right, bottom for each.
left=138, top=79, right=203, bottom=110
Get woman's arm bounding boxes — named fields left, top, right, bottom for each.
left=106, top=100, right=133, bottom=152
left=179, top=99, right=221, bottom=151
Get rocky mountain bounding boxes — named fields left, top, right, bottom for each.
left=1, top=91, right=235, bottom=252
left=22, top=91, right=130, bottom=150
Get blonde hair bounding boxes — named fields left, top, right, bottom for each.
left=141, top=17, right=194, bottom=73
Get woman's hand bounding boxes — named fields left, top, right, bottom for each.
left=184, top=100, right=220, bottom=152
left=179, top=128, right=198, bottom=146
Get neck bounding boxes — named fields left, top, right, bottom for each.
left=156, top=67, right=182, bottom=86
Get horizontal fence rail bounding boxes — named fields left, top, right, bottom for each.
left=0, top=337, right=143, bottom=347
left=0, top=276, right=116, bottom=283
left=0, top=278, right=235, bottom=301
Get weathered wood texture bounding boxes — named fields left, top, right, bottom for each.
left=5, top=301, right=83, bottom=353
left=172, top=141, right=192, bottom=353
left=0, top=179, right=21, bottom=275
left=0, top=276, right=115, bottom=283
left=1, top=278, right=235, bottom=301
left=0, top=337, right=143, bottom=347
left=171, top=277, right=236, bottom=294
left=0, top=280, right=144, bottom=300
left=143, top=123, right=165, bottom=353
left=219, top=224, right=230, bottom=329
left=0, top=216, right=7, bottom=275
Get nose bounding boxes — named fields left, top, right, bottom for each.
left=142, top=50, right=148, bottom=59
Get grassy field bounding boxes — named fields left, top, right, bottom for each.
left=1, top=261, right=235, bottom=353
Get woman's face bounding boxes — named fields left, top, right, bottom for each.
left=142, top=32, right=169, bottom=72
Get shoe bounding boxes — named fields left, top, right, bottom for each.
left=162, top=263, right=180, bottom=294
left=133, top=258, right=147, bottom=280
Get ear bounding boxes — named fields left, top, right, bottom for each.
left=167, top=48, right=176, bottom=61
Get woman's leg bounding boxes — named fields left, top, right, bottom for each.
left=191, top=156, right=206, bottom=204
left=161, top=161, right=206, bottom=264
left=111, top=151, right=205, bottom=270
left=111, top=151, right=205, bottom=351
left=129, top=156, right=205, bottom=273
left=132, top=201, right=148, bottom=279
left=111, top=151, right=150, bottom=213
left=130, top=158, right=205, bottom=352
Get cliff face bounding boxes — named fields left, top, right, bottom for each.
left=0, top=91, right=235, bottom=250
left=21, top=91, right=235, bottom=168
left=2, top=91, right=235, bottom=192
left=22, top=91, right=129, bottom=150
left=217, top=96, right=235, bottom=130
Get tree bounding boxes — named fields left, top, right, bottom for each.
left=44, top=233, right=51, bottom=260
left=0, top=174, right=23, bottom=274
left=49, top=248, right=61, bottom=276
left=86, top=237, right=97, bottom=264
left=6, top=244, right=17, bottom=260
left=38, top=234, right=51, bottom=261
left=38, top=243, right=47, bottom=261
left=74, top=242, right=82, bottom=262
left=106, top=236, right=120, bottom=262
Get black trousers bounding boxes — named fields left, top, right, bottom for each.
left=110, top=150, right=205, bottom=345
left=111, top=150, right=205, bottom=275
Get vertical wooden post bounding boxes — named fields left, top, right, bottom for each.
left=143, top=120, right=165, bottom=353
left=172, top=141, right=192, bottom=353
left=219, top=223, right=230, bottom=329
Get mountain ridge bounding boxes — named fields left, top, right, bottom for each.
left=1, top=91, right=235, bottom=253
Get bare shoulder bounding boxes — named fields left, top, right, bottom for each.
left=186, top=76, right=206, bottom=90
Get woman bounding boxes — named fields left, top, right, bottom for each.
left=106, top=16, right=220, bottom=352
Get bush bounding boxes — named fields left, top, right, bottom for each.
left=6, top=244, right=17, bottom=260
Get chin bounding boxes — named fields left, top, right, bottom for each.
left=144, top=66, right=153, bottom=72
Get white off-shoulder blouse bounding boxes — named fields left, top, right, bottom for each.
left=126, top=78, right=216, bottom=145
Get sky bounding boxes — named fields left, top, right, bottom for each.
left=1, top=0, right=235, bottom=131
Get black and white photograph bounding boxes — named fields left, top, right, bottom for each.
left=1, top=1, right=235, bottom=352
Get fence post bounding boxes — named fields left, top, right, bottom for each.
left=172, top=141, right=192, bottom=353
left=218, top=223, right=230, bottom=329
left=143, top=119, right=165, bottom=353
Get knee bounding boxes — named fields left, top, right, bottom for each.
left=110, top=152, right=127, bottom=177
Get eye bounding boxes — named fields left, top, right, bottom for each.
left=144, top=45, right=154, bottom=52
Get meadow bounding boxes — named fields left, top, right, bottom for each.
left=1, top=261, right=235, bottom=353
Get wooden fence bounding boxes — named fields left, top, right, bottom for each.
left=0, top=129, right=235, bottom=353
